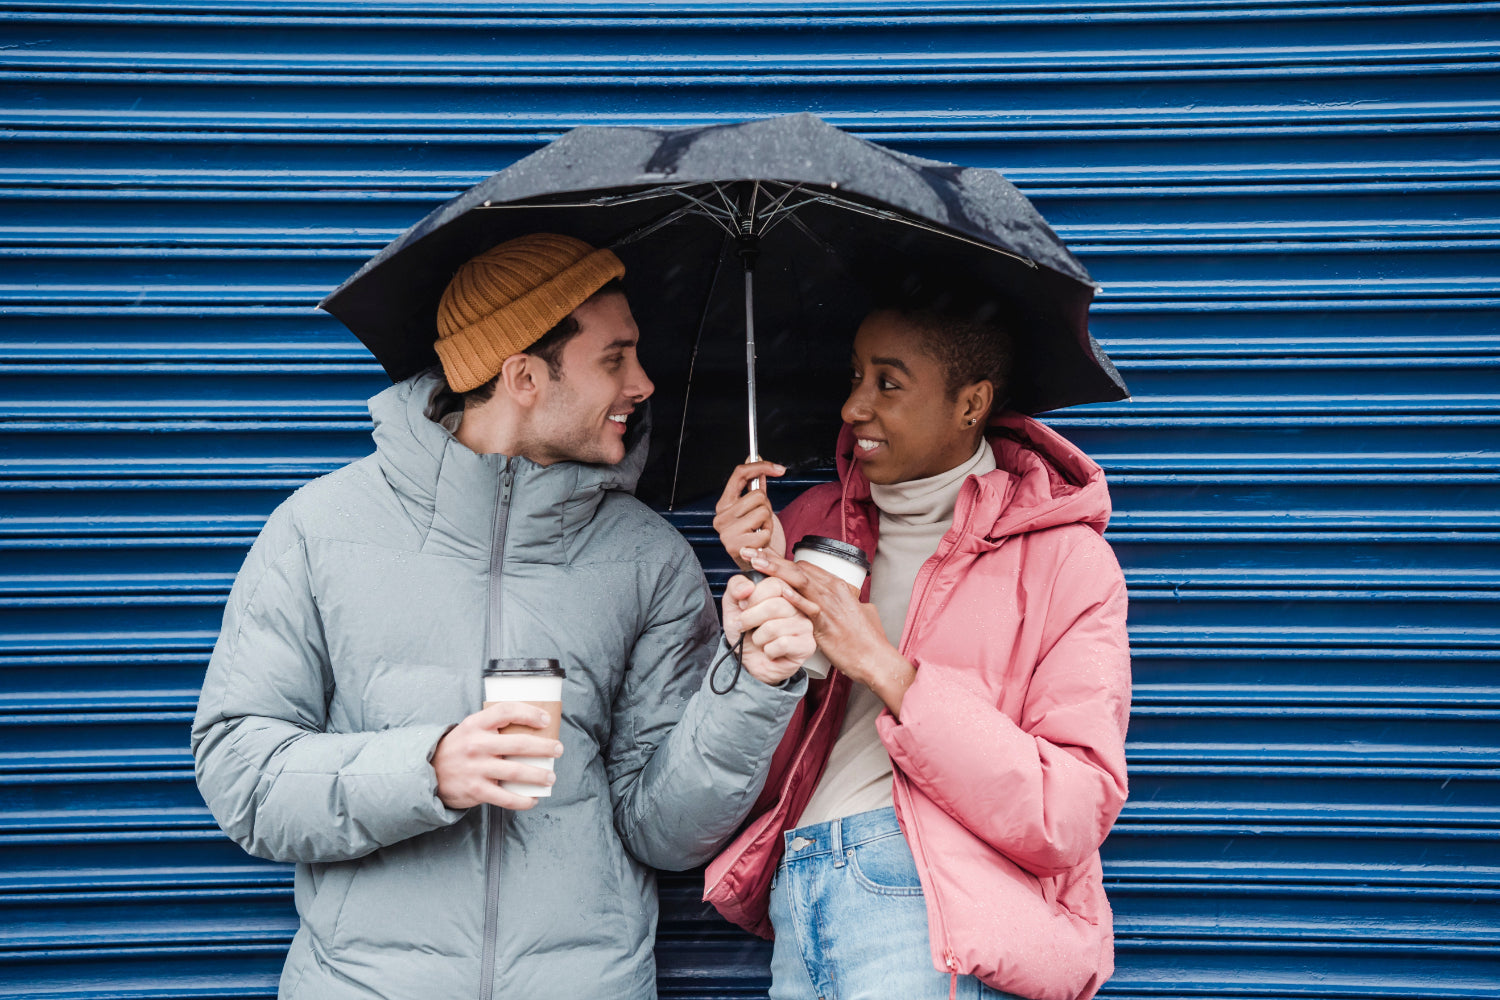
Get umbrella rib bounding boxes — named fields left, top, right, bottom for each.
left=669, top=187, right=741, bottom=237
left=669, top=233, right=734, bottom=510
left=607, top=204, right=702, bottom=249
left=753, top=183, right=805, bottom=232
left=759, top=191, right=825, bottom=238
left=474, top=187, right=685, bottom=210
left=783, top=211, right=843, bottom=259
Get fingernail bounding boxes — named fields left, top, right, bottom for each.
left=774, top=464, right=786, bottom=472
left=546, top=772, right=557, bottom=784
left=538, top=712, right=551, bottom=725
left=553, top=743, right=564, bottom=756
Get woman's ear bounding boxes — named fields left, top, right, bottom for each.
left=958, top=380, right=994, bottom=427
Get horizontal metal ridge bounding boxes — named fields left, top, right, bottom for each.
left=4, top=100, right=1498, bottom=137
left=7, top=63, right=1493, bottom=86
left=7, top=118, right=1498, bottom=144
left=3, top=44, right=1495, bottom=77
left=2, top=0, right=1495, bottom=22
left=2, top=0, right=1493, bottom=12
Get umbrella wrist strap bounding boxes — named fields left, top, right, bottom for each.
left=709, top=631, right=748, bottom=696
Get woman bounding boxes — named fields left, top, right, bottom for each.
left=704, top=286, right=1131, bottom=1000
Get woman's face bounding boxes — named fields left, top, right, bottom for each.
left=840, top=310, right=988, bottom=485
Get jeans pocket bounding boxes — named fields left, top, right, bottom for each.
left=845, top=832, right=924, bottom=896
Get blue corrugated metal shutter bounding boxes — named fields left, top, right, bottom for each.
left=2, top=2, right=1496, bottom=997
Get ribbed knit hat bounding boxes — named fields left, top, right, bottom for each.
left=434, top=233, right=626, bottom=392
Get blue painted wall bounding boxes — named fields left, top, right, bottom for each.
left=1, top=2, right=1497, bottom=997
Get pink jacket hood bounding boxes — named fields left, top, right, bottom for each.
left=829, top=412, right=1112, bottom=546
left=706, top=414, right=1131, bottom=1000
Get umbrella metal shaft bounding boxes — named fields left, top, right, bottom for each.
left=744, top=264, right=761, bottom=485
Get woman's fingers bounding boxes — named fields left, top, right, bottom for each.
left=714, top=459, right=787, bottom=513
left=714, top=494, right=775, bottom=544
left=740, top=545, right=809, bottom=590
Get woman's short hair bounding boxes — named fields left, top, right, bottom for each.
left=875, top=275, right=1015, bottom=413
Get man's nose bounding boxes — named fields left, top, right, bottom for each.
left=627, top=359, right=654, bottom=402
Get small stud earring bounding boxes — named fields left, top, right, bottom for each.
left=967, top=418, right=976, bottom=426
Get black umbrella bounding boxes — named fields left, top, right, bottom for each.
left=320, top=113, right=1128, bottom=506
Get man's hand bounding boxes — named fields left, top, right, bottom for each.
left=743, top=546, right=916, bottom=717
left=432, top=702, right=564, bottom=811
left=713, top=460, right=787, bottom=571
left=721, top=573, right=816, bottom=685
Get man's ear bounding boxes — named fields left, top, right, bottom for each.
left=498, top=352, right=539, bottom=406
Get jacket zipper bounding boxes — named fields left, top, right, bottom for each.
left=887, top=479, right=978, bottom=990
left=478, top=462, right=515, bottom=1000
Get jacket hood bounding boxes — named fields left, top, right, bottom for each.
left=368, top=370, right=651, bottom=557
left=833, top=412, right=1111, bottom=542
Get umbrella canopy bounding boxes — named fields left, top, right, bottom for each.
left=321, top=113, right=1128, bottom=505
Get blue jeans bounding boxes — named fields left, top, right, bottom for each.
left=767, top=807, right=1023, bottom=1000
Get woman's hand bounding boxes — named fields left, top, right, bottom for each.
left=714, top=460, right=787, bottom=571
left=742, top=547, right=917, bottom=717
left=721, top=572, right=816, bottom=686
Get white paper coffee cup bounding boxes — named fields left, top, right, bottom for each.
left=792, top=535, right=871, bottom=680
left=482, top=659, right=565, bottom=798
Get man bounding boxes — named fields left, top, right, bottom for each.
left=192, top=233, right=812, bottom=999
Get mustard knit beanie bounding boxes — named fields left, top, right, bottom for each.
left=434, top=233, right=626, bottom=392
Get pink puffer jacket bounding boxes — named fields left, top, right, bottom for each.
left=704, top=414, right=1131, bottom=1000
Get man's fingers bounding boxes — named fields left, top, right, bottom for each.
left=479, top=757, right=559, bottom=788
left=468, top=700, right=550, bottom=732
left=759, top=628, right=817, bottom=663
left=471, top=733, right=564, bottom=759
left=725, top=573, right=756, bottom=603
left=749, top=614, right=811, bottom=648
left=465, top=781, right=540, bottom=811
left=737, top=595, right=801, bottom=632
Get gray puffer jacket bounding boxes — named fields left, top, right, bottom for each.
left=191, top=371, right=804, bottom=999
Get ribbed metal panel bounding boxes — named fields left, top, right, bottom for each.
left=1, top=2, right=1496, bottom=997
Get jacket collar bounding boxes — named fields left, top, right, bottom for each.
left=831, top=412, right=1111, bottom=550
left=369, top=370, right=649, bottom=561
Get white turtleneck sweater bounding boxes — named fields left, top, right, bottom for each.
left=796, top=441, right=997, bottom=826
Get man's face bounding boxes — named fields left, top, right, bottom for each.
left=527, top=292, right=654, bottom=466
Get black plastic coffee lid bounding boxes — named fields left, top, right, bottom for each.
left=793, top=534, right=871, bottom=572
left=485, top=658, right=565, bottom=677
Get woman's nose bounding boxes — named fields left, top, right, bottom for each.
left=840, top=387, right=872, bottom=425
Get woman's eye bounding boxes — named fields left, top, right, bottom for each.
left=879, top=376, right=899, bottom=391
